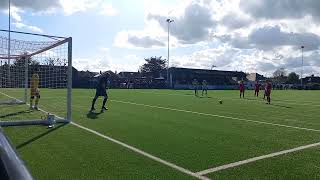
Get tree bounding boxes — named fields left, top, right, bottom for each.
left=273, top=68, right=286, bottom=78
left=288, top=72, right=299, bottom=84
left=140, top=56, right=167, bottom=78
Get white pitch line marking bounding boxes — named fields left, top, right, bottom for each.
left=111, top=99, right=320, bottom=132
left=134, top=91, right=320, bottom=107
left=71, top=122, right=210, bottom=180
left=0, top=92, right=209, bottom=180
left=195, top=141, right=320, bottom=175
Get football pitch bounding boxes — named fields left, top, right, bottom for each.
left=1, top=89, right=320, bottom=179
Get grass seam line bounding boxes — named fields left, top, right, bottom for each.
left=195, top=141, right=320, bottom=175
left=0, top=92, right=210, bottom=180
left=111, top=99, right=320, bottom=132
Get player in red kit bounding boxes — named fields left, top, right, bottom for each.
left=263, top=81, right=267, bottom=100
left=254, top=81, right=261, bottom=97
left=265, top=80, right=272, bottom=104
left=239, top=81, right=245, bottom=98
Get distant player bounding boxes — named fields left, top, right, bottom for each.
left=202, top=80, right=208, bottom=96
left=30, top=69, right=40, bottom=110
left=239, top=80, right=245, bottom=98
left=265, top=80, right=272, bottom=104
left=263, top=81, right=267, bottom=100
left=192, top=79, right=199, bottom=96
left=90, top=72, right=110, bottom=112
left=254, top=81, right=261, bottom=97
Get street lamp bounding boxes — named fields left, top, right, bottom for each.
left=301, top=45, right=304, bottom=87
left=166, top=18, right=174, bottom=88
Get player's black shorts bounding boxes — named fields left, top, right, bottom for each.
left=95, top=88, right=108, bottom=97
left=31, top=94, right=40, bottom=99
left=31, top=90, right=40, bottom=99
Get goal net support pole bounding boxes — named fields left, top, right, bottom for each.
left=24, top=54, right=28, bottom=104
left=67, top=37, right=72, bottom=122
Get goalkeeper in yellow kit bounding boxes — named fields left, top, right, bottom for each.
left=30, top=69, right=40, bottom=110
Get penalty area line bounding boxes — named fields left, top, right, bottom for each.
left=111, top=99, right=320, bottom=133
left=195, top=141, right=320, bottom=175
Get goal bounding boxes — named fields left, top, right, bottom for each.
left=0, top=30, right=72, bottom=126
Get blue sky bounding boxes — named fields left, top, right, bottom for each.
left=0, top=0, right=320, bottom=76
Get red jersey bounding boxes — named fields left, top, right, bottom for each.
left=265, top=82, right=272, bottom=96
left=240, top=83, right=245, bottom=91
left=254, top=83, right=261, bottom=91
left=266, top=83, right=272, bottom=91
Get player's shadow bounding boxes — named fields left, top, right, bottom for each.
left=244, top=97, right=259, bottom=101
left=184, top=93, right=195, bottom=96
left=270, top=104, right=292, bottom=109
left=0, top=109, right=33, bottom=119
left=199, top=96, right=212, bottom=98
left=16, top=123, right=67, bottom=150
left=86, top=111, right=103, bottom=119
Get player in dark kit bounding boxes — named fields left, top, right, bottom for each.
left=239, top=81, right=245, bottom=98
left=90, top=72, right=110, bottom=112
left=192, top=79, right=199, bottom=97
left=254, top=81, right=261, bottom=97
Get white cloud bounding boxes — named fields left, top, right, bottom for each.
left=114, top=27, right=167, bottom=49
left=1, top=0, right=117, bottom=16
left=73, top=50, right=144, bottom=72
left=59, top=0, right=100, bottom=15
left=99, top=3, right=118, bottom=16
left=59, top=0, right=119, bottom=16
left=111, top=0, right=320, bottom=75
left=148, top=2, right=216, bottom=44
left=10, top=6, right=23, bottom=22
left=0, top=0, right=60, bottom=12
left=13, top=22, right=43, bottom=33
left=240, top=0, right=320, bottom=22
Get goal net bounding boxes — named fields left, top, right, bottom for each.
left=0, top=30, right=72, bottom=126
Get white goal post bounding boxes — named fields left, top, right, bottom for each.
left=0, top=30, right=72, bottom=126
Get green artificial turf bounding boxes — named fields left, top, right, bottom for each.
left=4, top=124, right=195, bottom=180
left=1, top=89, right=320, bottom=179
left=208, top=147, right=320, bottom=180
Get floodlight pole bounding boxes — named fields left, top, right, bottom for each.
left=7, top=0, right=11, bottom=87
left=301, top=45, right=304, bottom=87
left=166, top=18, right=174, bottom=88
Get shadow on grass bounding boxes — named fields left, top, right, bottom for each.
left=0, top=109, right=33, bottom=119
left=199, top=96, right=212, bottom=99
left=86, top=111, right=103, bottom=119
left=243, top=97, right=260, bottom=101
left=184, top=93, right=194, bottom=96
left=16, top=123, right=67, bottom=150
left=270, top=104, right=292, bottom=109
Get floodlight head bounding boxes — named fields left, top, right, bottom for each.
left=166, top=19, right=174, bottom=23
left=301, top=46, right=304, bottom=49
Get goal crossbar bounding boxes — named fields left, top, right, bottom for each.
left=0, top=30, right=72, bottom=125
